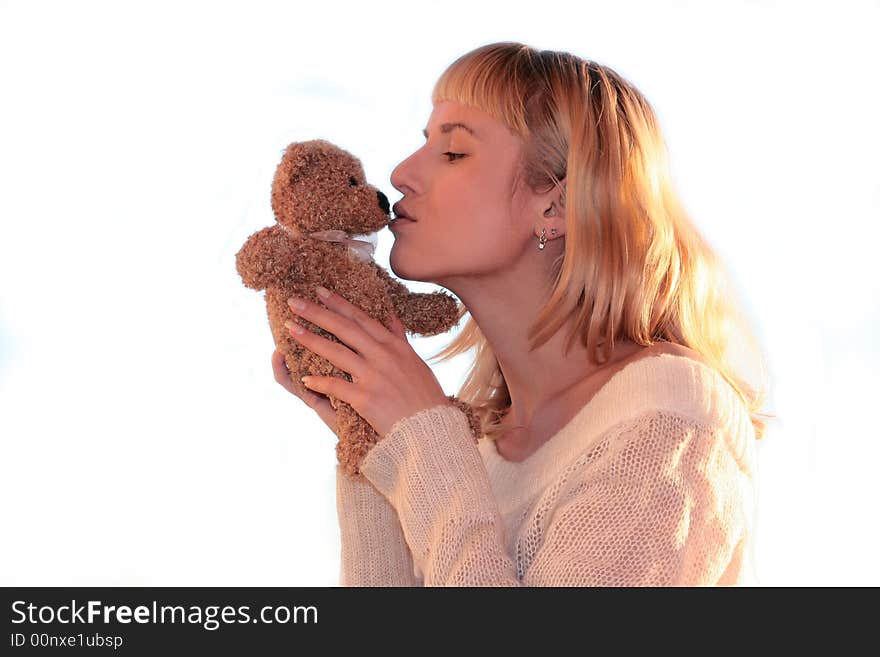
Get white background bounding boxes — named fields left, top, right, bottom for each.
left=1, top=0, right=877, bottom=586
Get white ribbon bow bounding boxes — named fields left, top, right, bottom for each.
left=306, top=229, right=378, bottom=263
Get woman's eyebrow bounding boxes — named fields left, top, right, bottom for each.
left=422, top=122, right=479, bottom=140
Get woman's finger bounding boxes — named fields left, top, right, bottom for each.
left=388, top=312, right=407, bottom=341
left=271, top=350, right=338, bottom=434
left=311, top=288, right=399, bottom=347
left=300, top=389, right=339, bottom=435
left=272, top=349, right=298, bottom=393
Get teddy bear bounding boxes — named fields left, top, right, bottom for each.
left=235, top=139, right=482, bottom=478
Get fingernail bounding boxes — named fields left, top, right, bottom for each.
left=316, top=286, right=331, bottom=299
left=288, top=297, right=306, bottom=310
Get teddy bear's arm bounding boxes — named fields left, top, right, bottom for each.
left=366, top=261, right=465, bottom=337
left=235, top=225, right=301, bottom=290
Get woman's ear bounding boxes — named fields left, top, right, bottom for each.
left=543, top=202, right=561, bottom=217
left=539, top=176, right=566, bottom=238
left=540, top=176, right=566, bottom=215
left=554, top=175, right=566, bottom=210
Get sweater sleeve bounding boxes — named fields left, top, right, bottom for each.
left=358, top=403, right=520, bottom=586
left=335, top=466, right=422, bottom=586
left=358, top=403, right=752, bottom=587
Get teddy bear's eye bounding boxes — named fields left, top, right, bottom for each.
left=348, top=176, right=359, bottom=187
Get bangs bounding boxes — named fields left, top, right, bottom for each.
left=430, top=42, right=538, bottom=140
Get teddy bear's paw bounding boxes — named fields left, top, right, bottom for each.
left=235, top=225, right=301, bottom=291
left=399, top=291, right=463, bottom=337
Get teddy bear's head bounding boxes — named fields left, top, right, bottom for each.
left=271, top=139, right=391, bottom=236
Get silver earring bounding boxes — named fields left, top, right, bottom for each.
left=538, top=227, right=560, bottom=249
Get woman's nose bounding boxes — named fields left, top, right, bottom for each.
left=390, top=153, right=417, bottom=195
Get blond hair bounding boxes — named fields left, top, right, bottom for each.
left=424, top=41, right=776, bottom=441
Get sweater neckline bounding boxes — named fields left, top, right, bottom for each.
left=477, top=353, right=748, bottom=512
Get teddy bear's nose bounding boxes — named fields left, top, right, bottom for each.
left=376, top=190, right=390, bottom=214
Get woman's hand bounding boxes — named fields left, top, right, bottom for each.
left=279, top=285, right=451, bottom=440
left=272, top=349, right=339, bottom=434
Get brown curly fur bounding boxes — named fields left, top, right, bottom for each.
left=235, top=139, right=481, bottom=477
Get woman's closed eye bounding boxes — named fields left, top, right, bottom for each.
left=443, top=151, right=466, bottom=162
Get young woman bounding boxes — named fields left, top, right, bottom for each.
left=272, top=42, right=773, bottom=586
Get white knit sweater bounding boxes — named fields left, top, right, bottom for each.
left=335, top=353, right=759, bottom=586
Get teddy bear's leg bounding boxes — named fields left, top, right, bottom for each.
left=447, top=394, right=484, bottom=443
left=334, top=400, right=381, bottom=477
left=333, top=394, right=480, bottom=476
left=334, top=395, right=479, bottom=475
left=367, top=262, right=465, bottom=337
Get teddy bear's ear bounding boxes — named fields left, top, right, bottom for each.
left=281, top=142, right=322, bottom=185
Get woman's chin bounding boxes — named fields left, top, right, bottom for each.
left=388, top=253, right=411, bottom=280
left=389, top=247, right=422, bottom=282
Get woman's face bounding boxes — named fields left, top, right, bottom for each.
left=389, top=100, right=539, bottom=286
